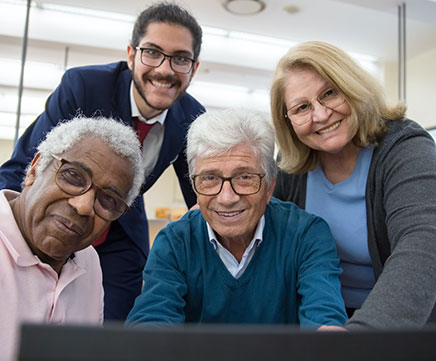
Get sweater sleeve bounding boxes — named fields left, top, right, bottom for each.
left=347, top=125, right=436, bottom=329
left=293, top=214, right=348, bottom=327
left=273, top=169, right=307, bottom=210
left=126, top=225, right=188, bottom=325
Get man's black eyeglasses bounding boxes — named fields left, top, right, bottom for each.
left=52, top=155, right=129, bottom=221
left=135, top=47, right=195, bottom=74
left=191, top=173, right=265, bottom=196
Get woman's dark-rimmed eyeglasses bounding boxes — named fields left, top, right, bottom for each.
left=285, top=88, right=346, bottom=126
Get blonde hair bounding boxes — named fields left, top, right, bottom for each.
left=270, top=41, right=406, bottom=174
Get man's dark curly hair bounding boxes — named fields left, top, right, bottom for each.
left=130, top=2, right=202, bottom=60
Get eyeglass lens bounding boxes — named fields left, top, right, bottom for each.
left=194, top=173, right=263, bottom=196
left=55, top=162, right=126, bottom=220
left=287, top=88, right=344, bottom=125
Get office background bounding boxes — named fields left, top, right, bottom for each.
left=1, top=0, right=435, bottom=237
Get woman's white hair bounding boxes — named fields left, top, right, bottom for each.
left=186, top=109, right=277, bottom=186
left=34, top=116, right=145, bottom=206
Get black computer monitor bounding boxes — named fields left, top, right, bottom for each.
left=18, top=322, right=436, bottom=361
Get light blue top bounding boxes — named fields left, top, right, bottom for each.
left=306, top=146, right=375, bottom=308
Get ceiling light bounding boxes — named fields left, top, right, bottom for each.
left=37, top=2, right=135, bottom=22
left=283, top=5, right=300, bottom=14
left=223, top=0, right=266, bottom=15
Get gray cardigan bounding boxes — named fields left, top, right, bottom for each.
left=274, top=119, right=436, bottom=328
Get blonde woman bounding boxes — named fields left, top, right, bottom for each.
left=270, top=41, right=436, bottom=329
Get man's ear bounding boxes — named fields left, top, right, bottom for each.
left=24, top=152, right=41, bottom=186
left=190, top=60, right=200, bottom=80
left=266, top=178, right=276, bottom=203
left=127, top=44, right=135, bottom=71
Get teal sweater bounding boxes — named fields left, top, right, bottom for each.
left=127, top=197, right=347, bottom=327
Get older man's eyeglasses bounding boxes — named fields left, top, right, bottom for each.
left=192, top=173, right=265, bottom=196
left=135, top=47, right=195, bottom=74
left=285, top=88, right=345, bottom=126
left=52, top=155, right=129, bottom=221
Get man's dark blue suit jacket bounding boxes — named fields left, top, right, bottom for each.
left=0, top=61, right=204, bottom=255
left=0, top=61, right=205, bottom=319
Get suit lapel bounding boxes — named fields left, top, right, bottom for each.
left=111, top=63, right=134, bottom=126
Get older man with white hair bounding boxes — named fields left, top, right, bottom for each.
left=127, top=109, right=347, bottom=328
left=0, top=116, right=145, bottom=361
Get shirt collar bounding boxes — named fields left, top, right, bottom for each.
left=130, top=81, right=167, bottom=125
left=207, top=215, right=265, bottom=249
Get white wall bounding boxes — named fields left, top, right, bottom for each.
left=407, top=46, right=436, bottom=129
left=382, top=60, right=399, bottom=107
left=0, top=139, right=13, bottom=166
left=143, top=166, right=187, bottom=220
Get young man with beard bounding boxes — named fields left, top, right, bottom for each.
left=0, top=2, right=204, bottom=321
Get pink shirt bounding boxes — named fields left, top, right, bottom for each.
left=0, top=190, right=104, bottom=361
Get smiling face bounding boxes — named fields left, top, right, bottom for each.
left=13, top=137, right=134, bottom=273
left=284, top=68, right=358, bottom=155
left=127, top=22, right=199, bottom=119
left=195, top=144, right=275, bottom=248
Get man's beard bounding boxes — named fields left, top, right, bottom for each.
left=131, top=66, right=190, bottom=112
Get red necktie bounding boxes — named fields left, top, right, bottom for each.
left=92, top=224, right=111, bottom=248
left=134, top=117, right=155, bottom=146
